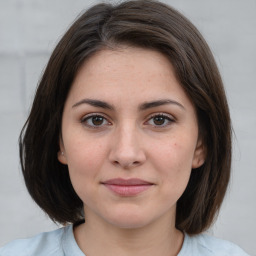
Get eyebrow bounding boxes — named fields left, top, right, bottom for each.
left=72, top=99, right=114, bottom=110
left=72, top=98, right=185, bottom=111
left=139, top=99, right=185, bottom=111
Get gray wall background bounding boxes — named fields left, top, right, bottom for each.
left=0, top=0, right=255, bottom=255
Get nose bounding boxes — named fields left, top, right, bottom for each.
left=108, top=124, right=146, bottom=169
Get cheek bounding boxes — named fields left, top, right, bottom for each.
left=149, top=135, right=196, bottom=185
left=64, top=129, right=105, bottom=166
left=64, top=135, right=108, bottom=188
left=153, top=140, right=195, bottom=169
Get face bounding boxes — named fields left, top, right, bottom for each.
left=58, top=46, right=205, bottom=229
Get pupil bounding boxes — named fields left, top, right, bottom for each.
left=92, top=116, right=103, bottom=125
left=154, top=116, right=165, bottom=125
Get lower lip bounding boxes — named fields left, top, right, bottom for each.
left=103, top=184, right=152, bottom=196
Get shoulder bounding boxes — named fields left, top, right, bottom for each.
left=180, top=233, right=251, bottom=256
left=0, top=226, right=67, bottom=256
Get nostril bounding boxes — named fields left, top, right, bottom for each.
left=111, top=160, right=141, bottom=168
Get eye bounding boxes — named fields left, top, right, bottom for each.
left=146, top=113, right=174, bottom=127
left=81, top=114, right=111, bottom=128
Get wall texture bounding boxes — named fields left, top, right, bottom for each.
left=0, top=0, right=255, bottom=255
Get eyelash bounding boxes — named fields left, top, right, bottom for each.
left=80, top=113, right=175, bottom=129
left=81, top=114, right=111, bottom=129
left=146, top=113, right=175, bottom=128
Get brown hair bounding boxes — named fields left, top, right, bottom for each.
left=19, top=0, right=231, bottom=234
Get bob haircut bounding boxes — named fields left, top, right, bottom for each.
left=19, top=0, right=231, bottom=235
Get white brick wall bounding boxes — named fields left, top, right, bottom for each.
left=0, top=0, right=255, bottom=255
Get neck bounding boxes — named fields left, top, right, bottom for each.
left=74, top=210, right=184, bottom=256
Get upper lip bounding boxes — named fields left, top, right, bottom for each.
left=101, top=178, right=154, bottom=186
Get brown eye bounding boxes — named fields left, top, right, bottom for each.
left=147, top=114, right=174, bottom=127
left=81, top=114, right=110, bottom=128
left=153, top=116, right=166, bottom=125
left=91, top=116, right=104, bottom=126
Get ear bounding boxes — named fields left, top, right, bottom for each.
left=57, top=138, right=67, bottom=165
left=192, top=138, right=206, bottom=169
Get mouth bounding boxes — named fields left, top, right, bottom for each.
left=101, top=178, right=154, bottom=197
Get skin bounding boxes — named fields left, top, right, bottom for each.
left=58, top=46, right=205, bottom=256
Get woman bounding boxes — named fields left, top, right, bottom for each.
left=0, top=0, right=250, bottom=255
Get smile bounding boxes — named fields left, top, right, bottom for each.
left=101, top=178, right=154, bottom=196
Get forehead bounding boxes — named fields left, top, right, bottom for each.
left=66, top=46, right=193, bottom=110
left=76, top=46, right=176, bottom=78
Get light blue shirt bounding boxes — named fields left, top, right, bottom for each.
left=0, top=225, right=250, bottom=256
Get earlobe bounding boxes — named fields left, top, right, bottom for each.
left=57, top=150, right=67, bottom=165
left=58, top=139, right=67, bottom=165
left=192, top=139, right=206, bottom=169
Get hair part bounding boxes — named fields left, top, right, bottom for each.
left=19, top=0, right=231, bottom=234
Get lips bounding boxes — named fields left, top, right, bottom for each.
left=101, top=178, right=154, bottom=196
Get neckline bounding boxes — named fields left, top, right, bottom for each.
left=62, top=225, right=86, bottom=256
left=62, top=224, right=190, bottom=256
left=177, top=232, right=189, bottom=255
